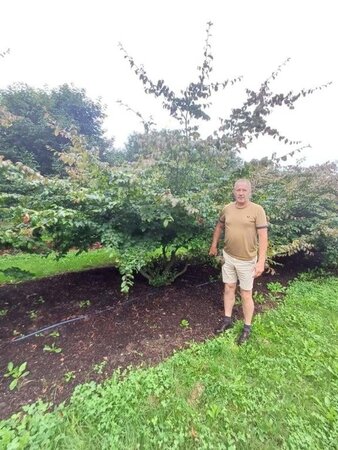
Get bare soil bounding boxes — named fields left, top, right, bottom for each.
left=0, top=263, right=300, bottom=419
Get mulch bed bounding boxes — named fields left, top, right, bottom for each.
left=0, top=263, right=300, bottom=419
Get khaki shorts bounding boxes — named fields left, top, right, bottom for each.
left=221, top=251, right=257, bottom=291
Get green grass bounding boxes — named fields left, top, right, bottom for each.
left=0, top=249, right=115, bottom=284
left=1, top=274, right=337, bottom=449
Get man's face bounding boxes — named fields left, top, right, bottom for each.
left=233, top=182, right=251, bottom=205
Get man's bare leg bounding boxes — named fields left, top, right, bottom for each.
left=237, top=289, right=254, bottom=344
left=215, top=282, right=237, bottom=334
left=224, top=282, right=237, bottom=317
left=240, top=289, right=254, bottom=325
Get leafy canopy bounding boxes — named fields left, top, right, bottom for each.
left=0, top=83, right=113, bottom=175
left=0, top=23, right=335, bottom=291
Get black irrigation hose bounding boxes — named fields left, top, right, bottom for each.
left=10, top=280, right=214, bottom=344
left=10, top=291, right=160, bottom=343
left=195, top=279, right=219, bottom=288
left=12, top=316, right=87, bottom=342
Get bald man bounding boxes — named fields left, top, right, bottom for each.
left=209, top=179, right=268, bottom=344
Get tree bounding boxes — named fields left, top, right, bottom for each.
left=49, top=84, right=112, bottom=160
left=0, top=23, right=333, bottom=293
left=119, top=22, right=242, bottom=143
left=119, top=21, right=330, bottom=152
left=0, top=83, right=113, bottom=175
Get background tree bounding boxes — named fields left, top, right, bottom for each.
left=0, top=83, right=114, bottom=175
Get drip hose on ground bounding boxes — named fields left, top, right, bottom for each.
left=8, top=280, right=213, bottom=343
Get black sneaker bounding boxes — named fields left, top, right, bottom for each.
left=215, top=318, right=233, bottom=334
left=237, top=329, right=250, bottom=345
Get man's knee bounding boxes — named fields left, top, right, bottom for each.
left=224, top=282, right=237, bottom=292
left=240, top=289, right=253, bottom=301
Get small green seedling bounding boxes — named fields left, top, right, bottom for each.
left=4, top=361, right=30, bottom=391
left=27, top=310, right=38, bottom=320
left=180, top=319, right=190, bottom=329
left=0, top=308, right=8, bottom=317
left=64, top=371, right=76, bottom=382
left=79, top=300, right=91, bottom=308
left=208, top=274, right=220, bottom=282
left=43, top=343, right=62, bottom=353
left=92, top=360, right=107, bottom=374
left=35, top=296, right=45, bottom=305
left=49, top=331, right=60, bottom=338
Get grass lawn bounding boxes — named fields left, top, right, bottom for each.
left=0, top=249, right=115, bottom=285
left=1, top=273, right=337, bottom=449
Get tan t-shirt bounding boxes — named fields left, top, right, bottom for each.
left=219, top=202, right=268, bottom=261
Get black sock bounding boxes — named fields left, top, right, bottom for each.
left=244, top=324, right=251, bottom=332
left=224, top=315, right=232, bottom=322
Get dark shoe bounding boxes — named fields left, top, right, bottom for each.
left=215, top=318, right=233, bottom=334
left=237, top=329, right=251, bottom=345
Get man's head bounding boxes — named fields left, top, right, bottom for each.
left=233, top=179, right=252, bottom=206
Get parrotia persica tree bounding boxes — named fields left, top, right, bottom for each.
left=119, top=22, right=330, bottom=151
left=0, top=83, right=113, bottom=175
left=0, top=129, right=218, bottom=292
left=0, top=23, right=334, bottom=292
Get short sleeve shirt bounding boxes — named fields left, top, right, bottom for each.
left=219, top=202, right=268, bottom=260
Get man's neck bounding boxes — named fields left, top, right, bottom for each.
left=235, top=200, right=250, bottom=209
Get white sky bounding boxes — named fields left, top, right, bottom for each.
left=1, top=0, right=337, bottom=165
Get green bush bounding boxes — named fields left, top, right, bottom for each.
left=248, top=161, right=338, bottom=268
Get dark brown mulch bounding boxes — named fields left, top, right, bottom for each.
left=0, top=263, right=299, bottom=420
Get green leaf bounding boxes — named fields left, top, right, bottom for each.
left=19, top=362, right=27, bottom=373
left=9, top=379, right=18, bottom=390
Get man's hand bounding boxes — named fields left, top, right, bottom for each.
left=209, top=245, right=218, bottom=256
left=254, top=261, right=265, bottom=278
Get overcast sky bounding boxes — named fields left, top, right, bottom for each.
left=1, top=0, right=337, bottom=165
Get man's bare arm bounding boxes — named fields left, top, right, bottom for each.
left=254, top=227, right=268, bottom=277
left=209, top=221, right=224, bottom=256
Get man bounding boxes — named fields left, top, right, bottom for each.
left=209, top=179, right=268, bottom=345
